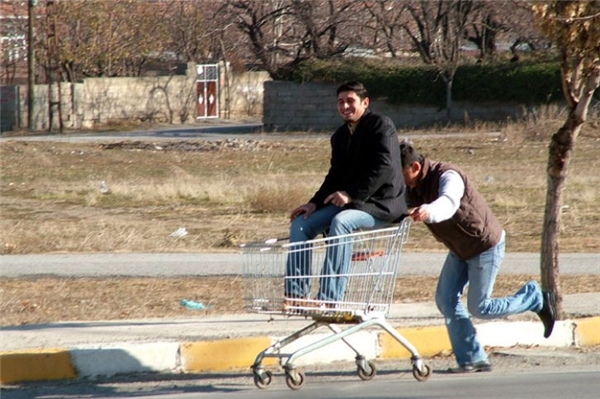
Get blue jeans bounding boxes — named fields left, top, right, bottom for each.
left=435, top=231, right=544, bottom=366
left=285, top=205, right=387, bottom=302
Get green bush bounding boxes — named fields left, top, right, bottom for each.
left=291, top=58, right=566, bottom=105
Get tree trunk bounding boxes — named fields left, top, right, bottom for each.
left=541, top=70, right=600, bottom=319
left=445, top=77, right=453, bottom=120
left=540, top=121, right=579, bottom=319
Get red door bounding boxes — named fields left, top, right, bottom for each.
left=196, top=64, right=219, bottom=119
left=197, top=82, right=206, bottom=118
left=206, top=81, right=217, bottom=117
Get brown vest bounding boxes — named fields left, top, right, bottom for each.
left=407, top=159, right=503, bottom=260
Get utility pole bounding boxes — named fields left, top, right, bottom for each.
left=28, top=0, right=37, bottom=131
left=46, top=0, right=63, bottom=133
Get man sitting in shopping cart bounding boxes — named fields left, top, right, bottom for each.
left=399, top=141, right=557, bottom=374
left=284, top=81, right=408, bottom=311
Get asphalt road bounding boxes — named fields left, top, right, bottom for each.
left=1, top=252, right=598, bottom=278
left=2, top=350, right=599, bottom=399
left=0, top=121, right=501, bottom=143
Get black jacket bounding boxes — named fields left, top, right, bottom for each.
left=309, top=110, right=407, bottom=222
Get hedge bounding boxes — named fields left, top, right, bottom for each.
left=290, top=58, right=567, bottom=106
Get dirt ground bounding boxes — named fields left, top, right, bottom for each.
left=1, top=274, right=598, bottom=326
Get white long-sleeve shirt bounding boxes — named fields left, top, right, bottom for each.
left=420, top=170, right=465, bottom=224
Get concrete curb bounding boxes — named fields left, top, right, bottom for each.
left=1, top=316, right=599, bottom=385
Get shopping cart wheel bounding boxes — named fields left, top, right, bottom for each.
left=412, top=364, right=432, bottom=382
left=285, top=369, right=306, bottom=390
left=253, top=370, right=273, bottom=389
left=357, top=361, right=377, bottom=381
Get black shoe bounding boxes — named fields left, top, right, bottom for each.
left=537, top=291, right=557, bottom=338
left=448, top=360, right=492, bottom=374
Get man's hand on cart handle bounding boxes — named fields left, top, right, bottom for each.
left=408, top=206, right=430, bottom=223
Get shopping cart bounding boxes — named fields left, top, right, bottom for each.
left=241, top=218, right=431, bottom=390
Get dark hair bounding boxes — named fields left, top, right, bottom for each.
left=337, top=81, right=368, bottom=100
left=399, top=141, right=424, bottom=168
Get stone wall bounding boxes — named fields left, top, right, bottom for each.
left=1, top=63, right=270, bottom=132
left=226, top=70, right=271, bottom=119
left=77, top=74, right=198, bottom=128
left=263, top=81, right=528, bottom=132
left=10, top=64, right=198, bottom=131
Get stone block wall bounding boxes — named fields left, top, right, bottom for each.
left=263, top=81, right=528, bottom=132
left=227, top=71, right=271, bottom=119
left=9, top=64, right=197, bottom=131
left=263, top=81, right=340, bottom=131
left=2, top=63, right=269, bottom=132
left=77, top=73, right=197, bottom=128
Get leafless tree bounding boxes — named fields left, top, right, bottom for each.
left=401, top=0, right=478, bottom=117
left=463, top=0, right=507, bottom=61
left=164, top=0, right=241, bottom=66
left=223, top=0, right=362, bottom=78
left=290, top=0, right=356, bottom=58
left=0, top=1, right=29, bottom=85
left=501, top=0, right=551, bottom=61
left=532, top=0, right=600, bottom=318
left=28, top=0, right=172, bottom=82
left=166, top=0, right=216, bottom=63
left=222, top=0, right=291, bottom=77
left=359, top=0, right=411, bottom=58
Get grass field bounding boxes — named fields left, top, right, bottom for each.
left=1, top=121, right=599, bottom=255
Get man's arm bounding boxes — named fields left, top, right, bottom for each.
left=420, top=170, right=464, bottom=223
left=309, top=129, right=345, bottom=207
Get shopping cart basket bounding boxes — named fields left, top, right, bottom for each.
left=241, top=218, right=431, bottom=390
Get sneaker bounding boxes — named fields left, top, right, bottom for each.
left=536, top=291, right=557, bottom=338
left=448, top=360, right=492, bottom=374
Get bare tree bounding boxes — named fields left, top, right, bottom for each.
left=463, top=0, right=507, bottom=62
left=532, top=0, right=600, bottom=317
left=224, top=0, right=362, bottom=78
left=223, top=0, right=291, bottom=77
left=359, top=0, right=410, bottom=58
left=165, top=0, right=241, bottom=65
left=501, top=0, right=551, bottom=61
left=0, top=1, right=29, bottom=85
left=32, top=0, right=171, bottom=82
left=166, top=0, right=215, bottom=63
left=402, top=0, right=478, bottom=117
left=289, top=0, right=356, bottom=59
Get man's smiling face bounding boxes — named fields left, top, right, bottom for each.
left=337, top=90, right=369, bottom=124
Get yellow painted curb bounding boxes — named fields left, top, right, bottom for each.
left=0, top=348, right=77, bottom=385
left=180, top=337, right=277, bottom=372
left=575, top=316, right=600, bottom=346
left=380, top=326, right=451, bottom=359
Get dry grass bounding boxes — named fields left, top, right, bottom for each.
left=1, top=131, right=599, bottom=254
left=1, top=116, right=599, bottom=325
left=2, top=275, right=599, bottom=326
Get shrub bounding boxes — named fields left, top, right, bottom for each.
left=291, top=58, right=571, bottom=106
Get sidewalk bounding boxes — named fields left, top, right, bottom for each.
left=1, top=293, right=599, bottom=385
